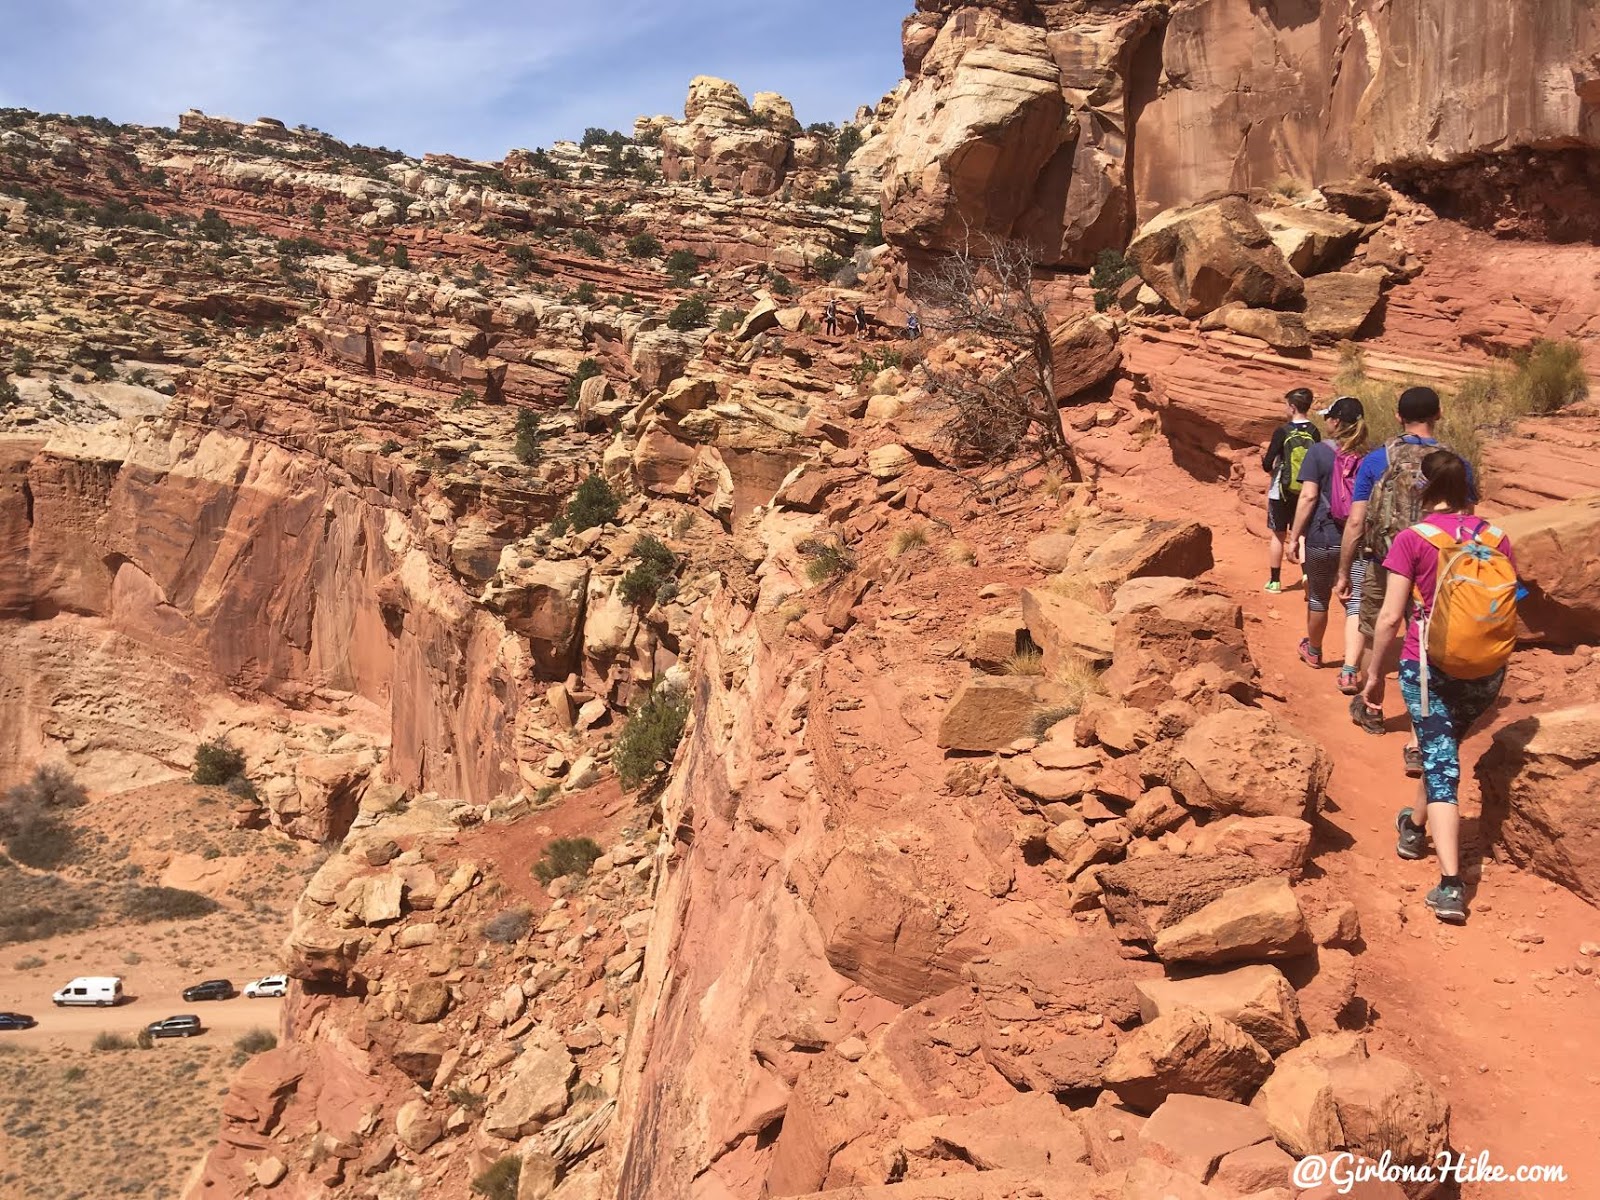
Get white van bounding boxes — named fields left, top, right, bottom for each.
left=52, top=977, right=124, bottom=1007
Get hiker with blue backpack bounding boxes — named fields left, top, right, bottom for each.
left=1261, top=388, right=1321, bottom=593
left=1285, top=395, right=1368, bottom=670
left=1364, top=449, right=1519, bottom=923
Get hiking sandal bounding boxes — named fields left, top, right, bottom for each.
left=1349, top=694, right=1386, bottom=735
left=1297, top=639, right=1323, bottom=669
left=1337, top=666, right=1362, bottom=695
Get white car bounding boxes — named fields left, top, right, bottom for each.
left=243, top=974, right=288, bottom=999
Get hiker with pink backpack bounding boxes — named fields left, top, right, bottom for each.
left=1364, top=449, right=1520, bottom=923
left=1285, top=395, right=1368, bottom=672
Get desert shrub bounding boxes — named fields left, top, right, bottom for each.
left=572, top=229, right=604, bottom=258
left=852, top=348, right=903, bottom=383
left=565, top=474, right=619, bottom=532
left=810, top=251, right=847, bottom=281
left=664, top=249, right=699, bottom=284
left=565, top=357, right=602, bottom=406
left=471, top=1155, right=521, bottom=1200
left=1513, top=338, right=1588, bottom=413
left=613, top=683, right=690, bottom=791
left=836, top=124, right=864, bottom=161
left=1090, top=248, right=1136, bottom=312
left=514, top=409, right=542, bottom=465
left=483, top=907, right=531, bottom=943
left=195, top=207, right=231, bottom=241
left=392, top=244, right=410, bottom=269
left=379, top=438, right=401, bottom=455
left=233, top=1028, right=277, bottom=1064
left=6, top=765, right=87, bottom=811
left=768, top=270, right=794, bottom=297
left=92, top=1032, right=134, bottom=1052
left=3, top=816, right=75, bottom=870
left=447, top=1085, right=488, bottom=1111
left=626, top=232, right=663, bottom=259
left=620, top=535, right=678, bottom=606
left=9, top=346, right=32, bottom=375
left=797, top=537, right=856, bottom=585
left=135, top=1028, right=154, bottom=1050
left=810, top=175, right=849, bottom=206
left=1003, top=647, right=1045, bottom=676
left=0, top=376, right=19, bottom=408
left=888, top=524, right=928, bottom=559
left=715, top=307, right=747, bottom=334
left=14, top=955, right=45, bottom=970
left=533, top=837, right=603, bottom=885
left=192, top=739, right=246, bottom=786
left=573, top=281, right=598, bottom=306
left=666, top=294, right=710, bottom=331
left=864, top=206, right=884, bottom=247
left=121, top=886, right=219, bottom=923
left=453, top=387, right=479, bottom=410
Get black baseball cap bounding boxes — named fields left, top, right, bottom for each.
left=1397, top=386, right=1442, bottom=421
left=1319, top=395, right=1365, bottom=424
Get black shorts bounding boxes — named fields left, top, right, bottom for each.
left=1267, top=496, right=1297, bottom=532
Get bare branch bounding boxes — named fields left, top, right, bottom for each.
left=909, top=233, right=1077, bottom=480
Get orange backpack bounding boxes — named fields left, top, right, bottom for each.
left=1411, top=520, right=1518, bottom=714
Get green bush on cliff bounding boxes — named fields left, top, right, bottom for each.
left=665, top=294, right=710, bottom=331
left=192, top=739, right=247, bottom=787
left=620, top=535, right=678, bottom=607
left=612, top=682, right=689, bottom=791
left=533, top=837, right=603, bottom=885
left=565, top=357, right=602, bottom=407
left=1090, top=248, right=1136, bottom=312
left=626, top=232, right=663, bottom=259
left=471, top=1155, right=521, bottom=1200
left=514, top=409, right=542, bottom=465
left=565, top=473, right=619, bottom=532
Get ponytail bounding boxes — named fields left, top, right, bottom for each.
left=1338, top=417, right=1369, bottom=456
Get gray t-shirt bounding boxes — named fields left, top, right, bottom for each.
left=1295, top=441, right=1344, bottom=549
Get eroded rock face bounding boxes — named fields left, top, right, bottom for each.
left=1478, top=704, right=1600, bottom=904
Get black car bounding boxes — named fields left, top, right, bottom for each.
left=0, top=1012, right=37, bottom=1031
left=146, top=1015, right=203, bottom=1039
left=181, top=979, right=234, bottom=1002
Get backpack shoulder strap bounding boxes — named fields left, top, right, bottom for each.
left=1411, top=522, right=1454, bottom=548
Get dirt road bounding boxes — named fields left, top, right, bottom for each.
left=0, top=990, right=282, bottom=1049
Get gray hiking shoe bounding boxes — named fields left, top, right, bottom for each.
left=1426, top=882, right=1468, bottom=923
left=1395, top=807, right=1427, bottom=860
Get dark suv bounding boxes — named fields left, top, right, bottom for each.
left=0, top=1012, right=37, bottom=1031
left=147, top=1015, right=203, bottom=1039
left=181, top=979, right=234, bottom=1002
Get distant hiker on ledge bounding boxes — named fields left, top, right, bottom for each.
left=854, top=302, right=871, bottom=339
left=1261, top=387, right=1321, bottom=594
left=906, top=311, right=922, bottom=339
left=823, top=299, right=838, bottom=337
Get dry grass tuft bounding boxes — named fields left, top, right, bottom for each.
left=944, top=540, right=977, bottom=567
left=888, top=524, right=929, bottom=559
left=1002, top=647, right=1045, bottom=677
left=1049, top=655, right=1107, bottom=711
left=1044, top=571, right=1108, bottom=611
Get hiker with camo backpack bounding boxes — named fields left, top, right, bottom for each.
left=1334, top=386, right=1477, bottom=777
left=1261, top=387, right=1320, bottom=594
left=1285, top=395, right=1367, bottom=670
left=1365, top=450, right=1519, bottom=924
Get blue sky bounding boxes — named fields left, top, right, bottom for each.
left=0, top=0, right=909, bottom=160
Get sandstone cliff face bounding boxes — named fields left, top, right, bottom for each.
left=873, top=0, right=1600, bottom=263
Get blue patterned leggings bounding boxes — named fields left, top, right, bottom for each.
left=1397, top=660, right=1505, bottom=804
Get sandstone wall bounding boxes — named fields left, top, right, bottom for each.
left=0, top=427, right=525, bottom=803
left=873, top=0, right=1600, bottom=263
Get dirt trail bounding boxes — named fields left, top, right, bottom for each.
left=0, top=992, right=282, bottom=1050
left=1191, top=471, right=1600, bottom=1199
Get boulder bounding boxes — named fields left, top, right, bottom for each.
left=1291, top=946, right=1360, bottom=1035
left=937, top=675, right=1048, bottom=751
left=1067, top=518, right=1215, bottom=596
left=1103, top=1007, right=1272, bottom=1112
left=1318, top=181, right=1391, bottom=223
left=1496, top=495, right=1600, bottom=644
left=1211, top=1139, right=1296, bottom=1194
left=1020, top=587, right=1114, bottom=671
left=1051, top=312, right=1123, bottom=400
left=1153, top=878, right=1313, bottom=965
left=1137, top=1093, right=1274, bottom=1181
left=1003, top=752, right=1101, bottom=803
left=1109, top=576, right=1208, bottom=618
left=395, top=1099, right=442, bottom=1152
left=1026, top=531, right=1077, bottom=571
left=962, top=610, right=1029, bottom=671
left=923, top=1091, right=1091, bottom=1173
left=391, top=1030, right=452, bottom=1087
left=1169, top=709, right=1330, bottom=820
left=867, top=443, right=915, bottom=480
left=1127, top=197, right=1304, bottom=318
left=1187, top=816, right=1313, bottom=874
left=630, top=328, right=701, bottom=392
left=1478, top=704, right=1600, bottom=903
left=1098, top=854, right=1270, bottom=946
left=1302, top=269, right=1386, bottom=341
left=967, top=939, right=1149, bottom=1093
left=481, top=559, right=590, bottom=675
left=483, top=1045, right=576, bottom=1139
left=1102, top=593, right=1257, bottom=710
left=402, top=979, right=451, bottom=1024
left=1255, top=208, right=1364, bottom=275
left=1220, top=306, right=1311, bottom=351
left=1253, top=1034, right=1450, bottom=1167
left=1136, top=965, right=1303, bottom=1057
